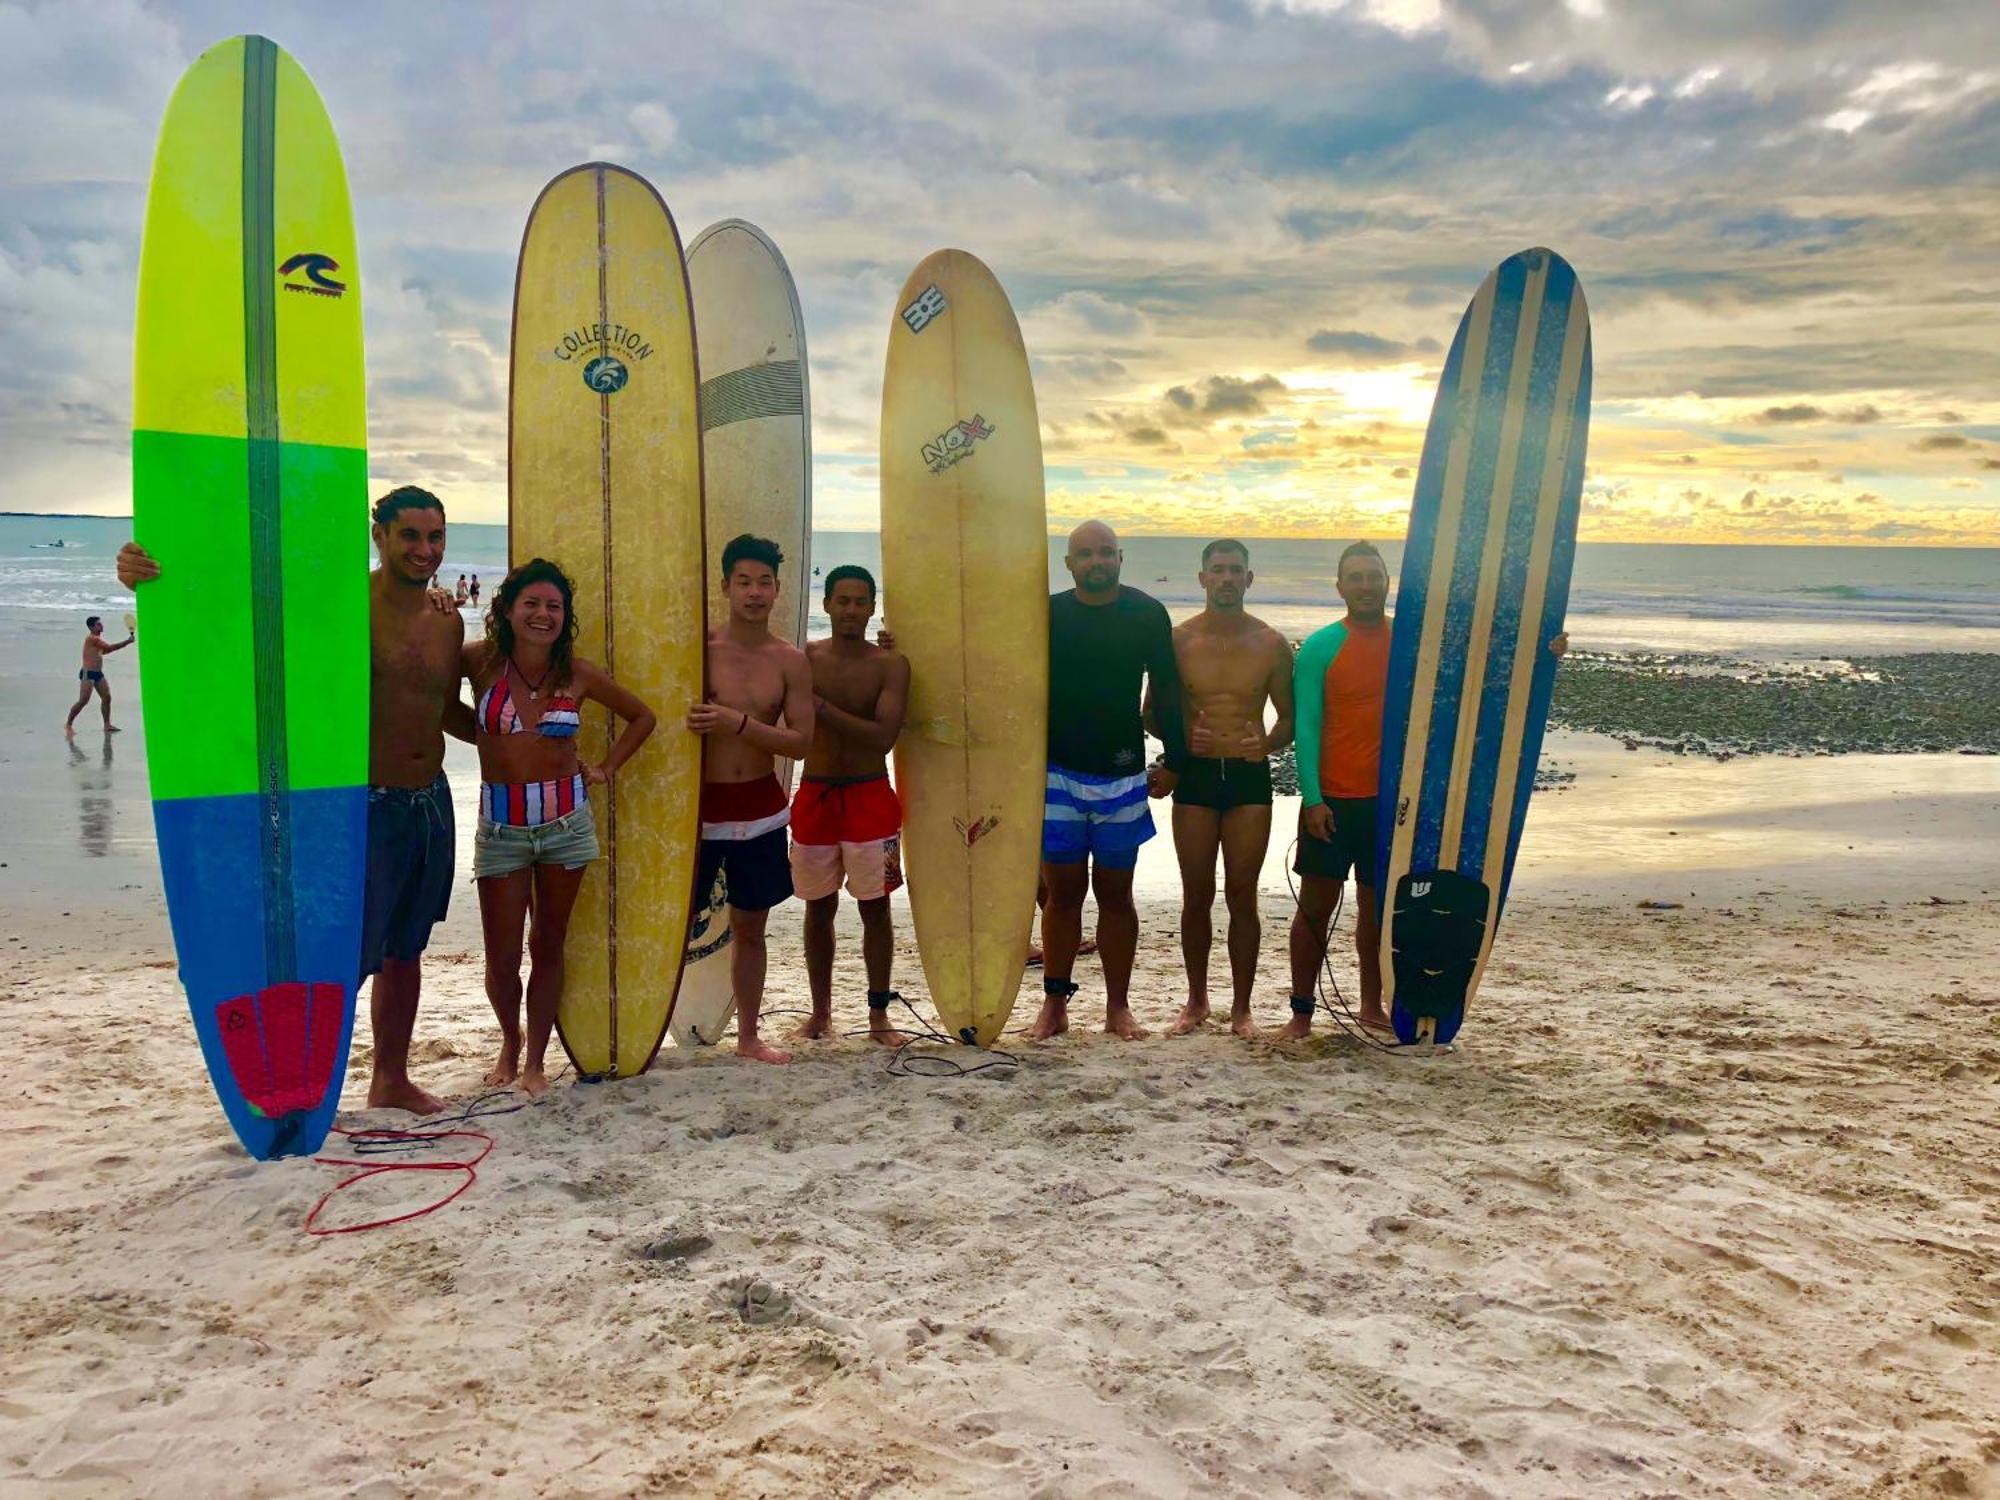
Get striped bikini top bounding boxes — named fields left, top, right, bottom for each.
left=476, top=668, right=581, bottom=739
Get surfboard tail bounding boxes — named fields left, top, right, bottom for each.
left=214, top=981, right=347, bottom=1138
left=1388, top=870, right=1490, bottom=1046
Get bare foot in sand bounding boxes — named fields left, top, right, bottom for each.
left=736, top=1036, right=792, bottom=1065
left=1277, top=1015, right=1313, bottom=1043
left=790, top=1013, right=833, bottom=1042
left=484, top=1035, right=521, bottom=1087
left=518, top=1067, right=550, bottom=1098
left=1025, top=945, right=1043, bottom=968
left=868, top=1020, right=912, bottom=1048
left=1105, top=1006, right=1149, bottom=1041
left=1230, top=1013, right=1260, bottom=1040
left=1078, top=938, right=1099, bottom=958
left=1027, top=996, right=1070, bottom=1041
left=367, top=1078, right=446, bottom=1115
left=1167, top=1000, right=1209, bottom=1036
left=1356, top=1006, right=1395, bottom=1038
left=105, top=723, right=122, bottom=733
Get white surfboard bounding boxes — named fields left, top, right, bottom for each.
left=670, top=220, right=811, bottom=1048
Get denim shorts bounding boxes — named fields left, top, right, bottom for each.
left=361, top=773, right=455, bottom=978
left=474, top=799, right=600, bottom=879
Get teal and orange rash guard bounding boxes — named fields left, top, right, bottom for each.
left=1293, top=615, right=1392, bottom=807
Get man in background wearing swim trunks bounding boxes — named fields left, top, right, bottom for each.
left=64, top=614, right=133, bottom=735
left=1152, top=540, right=1293, bottom=1039
left=790, top=565, right=911, bottom=1047
left=118, top=486, right=469, bottom=1113
left=1030, top=519, right=1188, bottom=1042
left=687, top=533, right=815, bottom=1065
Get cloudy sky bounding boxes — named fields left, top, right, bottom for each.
left=4, top=0, right=1998, bottom=543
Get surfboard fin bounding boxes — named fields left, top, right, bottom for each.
left=215, top=982, right=346, bottom=1133
left=1389, top=870, right=1488, bottom=1046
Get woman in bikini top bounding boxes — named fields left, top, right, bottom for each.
left=461, top=557, right=656, bottom=1096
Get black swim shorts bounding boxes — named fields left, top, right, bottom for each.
left=1173, top=756, right=1274, bottom=812
left=1293, top=796, right=1378, bottom=888
left=360, top=773, right=455, bottom=979
left=694, top=825, right=793, bottom=914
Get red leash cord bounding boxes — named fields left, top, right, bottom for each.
left=304, top=1126, right=495, bottom=1236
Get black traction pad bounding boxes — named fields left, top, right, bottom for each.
left=1389, top=869, right=1489, bottom=1044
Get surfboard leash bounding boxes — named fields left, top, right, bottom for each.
left=1282, top=839, right=1425, bottom=1057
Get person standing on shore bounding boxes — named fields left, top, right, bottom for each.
left=1152, top=540, right=1293, bottom=1039
left=687, top=534, right=815, bottom=1065
left=64, top=614, right=134, bottom=735
left=1029, top=519, right=1188, bottom=1043
left=116, top=487, right=470, bottom=1113
left=466, top=559, right=656, bottom=1097
left=789, top=565, right=912, bottom=1047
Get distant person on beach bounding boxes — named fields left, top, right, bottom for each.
left=688, top=534, right=815, bottom=1065
left=465, top=559, right=656, bottom=1097
left=454, top=574, right=469, bottom=606
left=468, top=574, right=480, bottom=607
left=117, top=487, right=472, bottom=1115
left=1148, top=540, right=1294, bottom=1039
left=791, top=565, right=911, bottom=1047
left=1030, top=519, right=1188, bottom=1043
left=64, top=614, right=133, bottom=735
left=1287, top=541, right=1564, bottom=1039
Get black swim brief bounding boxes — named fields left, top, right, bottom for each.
left=1293, top=796, right=1378, bottom=888
left=1173, top=757, right=1273, bottom=812
left=360, top=772, right=455, bottom=979
left=78, top=669, right=104, bottom=683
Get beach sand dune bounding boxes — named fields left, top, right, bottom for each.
left=3, top=889, right=1996, bottom=1498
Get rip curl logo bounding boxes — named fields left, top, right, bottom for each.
left=583, top=356, right=628, bottom=394
left=901, top=284, right=946, bottom=334
left=278, top=253, right=345, bottom=297
left=921, top=414, right=994, bottom=474
left=1411, top=880, right=1432, bottom=898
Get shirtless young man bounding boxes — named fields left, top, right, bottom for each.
left=686, top=533, right=815, bottom=1065
left=117, top=487, right=468, bottom=1113
left=64, top=615, right=134, bottom=734
left=790, top=565, right=912, bottom=1047
left=1151, top=540, right=1294, bottom=1039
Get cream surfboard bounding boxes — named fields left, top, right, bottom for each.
left=881, top=250, right=1047, bottom=1046
left=668, top=219, right=812, bottom=1048
left=510, top=162, right=705, bottom=1078
left=1377, top=247, right=1592, bottom=1046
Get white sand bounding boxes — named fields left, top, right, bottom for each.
left=4, top=745, right=1999, bottom=1497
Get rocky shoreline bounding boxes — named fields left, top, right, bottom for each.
left=1254, top=650, right=1998, bottom=789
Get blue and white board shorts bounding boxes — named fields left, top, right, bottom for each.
left=1042, top=764, right=1154, bottom=871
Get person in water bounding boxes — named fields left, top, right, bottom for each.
left=465, top=558, right=655, bottom=1096
left=468, top=574, right=480, bottom=607
left=791, top=564, right=911, bottom=1047
left=1150, top=540, right=1294, bottom=1038
left=687, top=533, right=815, bottom=1065
left=454, top=574, right=469, bottom=606
left=64, top=614, right=134, bottom=735
left=118, top=487, right=470, bottom=1114
left=1031, top=519, right=1188, bottom=1042
left=1287, top=540, right=1564, bottom=1039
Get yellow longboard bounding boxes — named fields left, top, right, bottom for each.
left=881, top=250, right=1048, bottom=1046
left=509, top=162, right=704, bottom=1078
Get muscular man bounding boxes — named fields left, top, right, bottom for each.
left=1029, top=520, right=1187, bottom=1042
left=1152, top=540, right=1293, bottom=1038
left=64, top=614, right=133, bottom=734
left=686, top=533, right=815, bottom=1065
left=117, top=486, right=469, bottom=1113
left=789, top=565, right=912, bottom=1047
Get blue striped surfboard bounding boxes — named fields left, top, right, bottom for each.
left=1376, top=247, right=1592, bottom=1046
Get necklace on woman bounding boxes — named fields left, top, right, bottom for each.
left=509, top=655, right=552, bottom=700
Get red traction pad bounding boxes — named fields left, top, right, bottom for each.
left=215, top=982, right=346, bottom=1118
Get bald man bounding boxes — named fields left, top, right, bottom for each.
left=1030, top=520, right=1189, bottom=1042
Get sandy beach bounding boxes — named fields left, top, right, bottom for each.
left=3, top=727, right=1997, bottom=1498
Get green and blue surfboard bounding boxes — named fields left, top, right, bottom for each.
left=133, top=35, right=368, bottom=1159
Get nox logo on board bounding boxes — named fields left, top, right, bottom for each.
left=278, top=252, right=345, bottom=297
left=921, top=413, right=994, bottom=474
left=901, top=284, right=946, bottom=334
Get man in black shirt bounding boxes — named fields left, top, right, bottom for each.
left=1030, top=520, right=1188, bottom=1042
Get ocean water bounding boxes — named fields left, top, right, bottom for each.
left=7, top=515, right=1999, bottom=662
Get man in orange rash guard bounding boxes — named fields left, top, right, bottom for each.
left=1283, top=541, right=1395, bottom=1039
